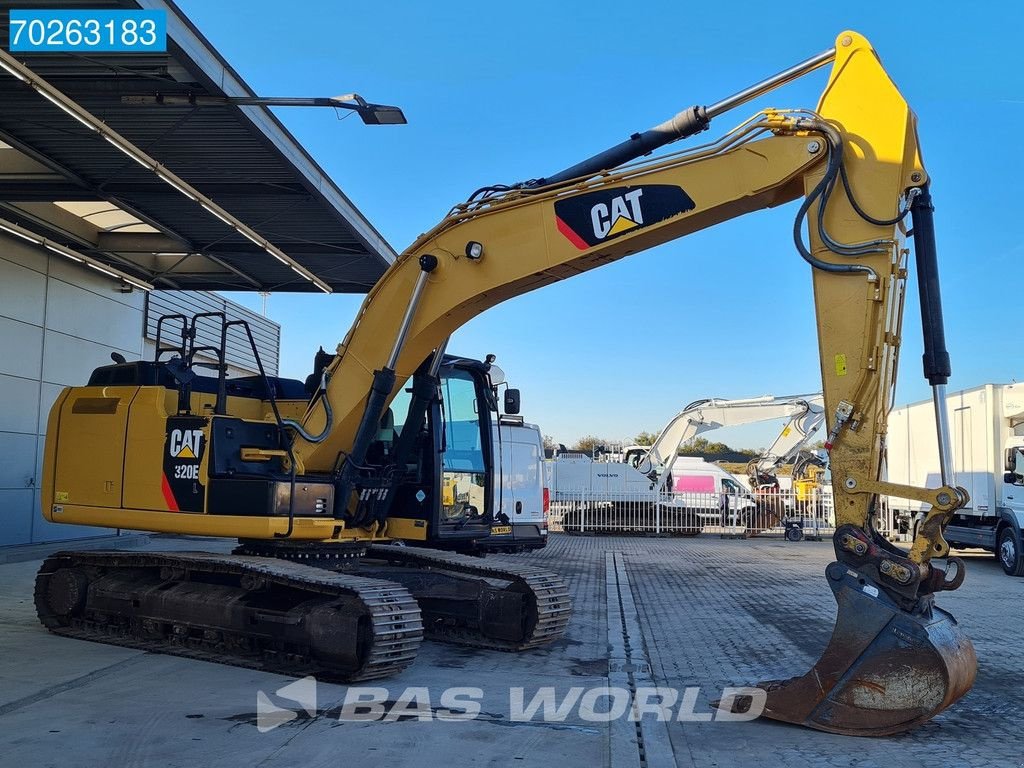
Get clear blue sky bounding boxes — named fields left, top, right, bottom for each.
left=178, top=0, right=1023, bottom=450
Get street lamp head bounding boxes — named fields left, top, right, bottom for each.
left=331, top=93, right=407, bottom=125
left=356, top=104, right=407, bottom=125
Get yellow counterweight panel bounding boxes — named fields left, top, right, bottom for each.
left=166, top=388, right=308, bottom=423
left=40, top=386, right=68, bottom=514
left=49, top=386, right=137, bottom=509
left=123, top=386, right=193, bottom=511
left=42, top=383, right=380, bottom=541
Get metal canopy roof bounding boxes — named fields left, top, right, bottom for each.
left=0, top=0, right=396, bottom=292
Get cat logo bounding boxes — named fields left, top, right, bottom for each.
left=591, top=189, right=645, bottom=239
left=554, top=184, right=696, bottom=250
left=169, top=428, right=204, bottom=459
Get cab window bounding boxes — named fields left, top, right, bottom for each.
left=440, top=370, right=486, bottom=521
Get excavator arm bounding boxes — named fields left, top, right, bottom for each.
left=297, top=32, right=963, bottom=565
left=634, top=394, right=825, bottom=488
left=747, top=394, right=826, bottom=480
left=286, top=31, right=975, bottom=733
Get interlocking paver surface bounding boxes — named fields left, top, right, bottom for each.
left=0, top=533, right=1017, bottom=767
left=531, top=534, right=1021, bottom=767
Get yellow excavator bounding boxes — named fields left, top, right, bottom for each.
left=35, top=31, right=976, bottom=735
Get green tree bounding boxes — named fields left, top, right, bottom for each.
left=633, top=430, right=658, bottom=446
left=572, top=435, right=609, bottom=455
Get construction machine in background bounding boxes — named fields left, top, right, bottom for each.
left=35, top=31, right=975, bottom=734
left=550, top=393, right=825, bottom=533
left=745, top=396, right=826, bottom=490
left=740, top=395, right=828, bottom=537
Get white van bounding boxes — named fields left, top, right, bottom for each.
left=480, top=416, right=547, bottom=552
left=669, top=457, right=756, bottom=522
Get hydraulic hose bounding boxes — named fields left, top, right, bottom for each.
left=791, top=119, right=877, bottom=279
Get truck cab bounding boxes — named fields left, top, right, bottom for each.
left=887, top=383, right=1024, bottom=575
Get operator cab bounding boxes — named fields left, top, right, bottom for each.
left=370, top=354, right=512, bottom=551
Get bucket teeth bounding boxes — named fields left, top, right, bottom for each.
left=730, top=562, right=977, bottom=736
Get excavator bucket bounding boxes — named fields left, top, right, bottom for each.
left=731, top=562, right=976, bottom=736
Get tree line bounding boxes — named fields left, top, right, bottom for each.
left=547, top=433, right=761, bottom=463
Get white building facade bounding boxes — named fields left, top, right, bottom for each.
left=0, top=232, right=280, bottom=546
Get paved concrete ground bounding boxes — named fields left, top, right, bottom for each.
left=0, top=533, right=1019, bottom=767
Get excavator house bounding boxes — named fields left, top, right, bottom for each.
left=34, top=31, right=976, bottom=736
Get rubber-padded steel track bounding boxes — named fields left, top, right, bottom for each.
left=364, top=545, right=572, bottom=650
left=35, top=550, right=422, bottom=682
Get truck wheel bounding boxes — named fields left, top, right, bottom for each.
left=997, top=527, right=1024, bottom=577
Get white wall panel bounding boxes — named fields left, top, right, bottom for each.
left=0, top=257, right=46, bottom=326
left=0, top=489, right=34, bottom=546
left=0, top=432, right=37, bottom=489
left=41, top=330, right=141, bottom=388
left=45, top=278, right=144, bottom=353
left=36, top=381, right=64, bottom=436
left=0, top=374, right=40, bottom=434
left=0, top=318, right=43, bottom=380
left=47, top=256, right=145, bottom=311
left=0, top=237, right=48, bottom=273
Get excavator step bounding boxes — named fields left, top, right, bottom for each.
left=362, top=545, right=572, bottom=651
left=35, top=550, right=423, bottom=682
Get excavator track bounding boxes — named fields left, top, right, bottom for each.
left=35, top=550, right=423, bottom=682
left=363, top=545, right=572, bottom=651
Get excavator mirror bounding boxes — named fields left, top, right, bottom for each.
left=504, top=388, right=521, bottom=415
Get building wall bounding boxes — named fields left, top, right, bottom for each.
left=0, top=232, right=281, bottom=547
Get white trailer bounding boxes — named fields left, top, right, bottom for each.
left=885, top=383, right=1024, bottom=575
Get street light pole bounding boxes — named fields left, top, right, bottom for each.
left=121, top=92, right=407, bottom=124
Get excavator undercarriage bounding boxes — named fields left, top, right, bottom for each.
left=35, top=544, right=571, bottom=681
left=35, top=550, right=423, bottom=682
